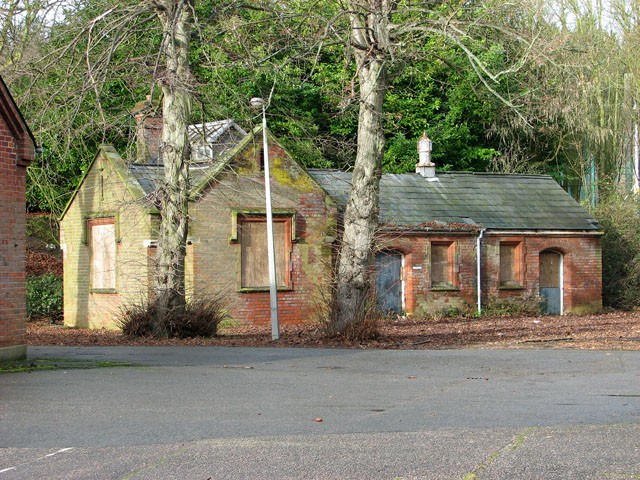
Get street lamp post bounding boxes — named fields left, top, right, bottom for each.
left=250, top=97, right=279, bottom=340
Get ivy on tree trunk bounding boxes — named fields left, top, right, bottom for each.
left=334, top=0, right=391, bottom=332
left=152, top=0, right=192, bottom=337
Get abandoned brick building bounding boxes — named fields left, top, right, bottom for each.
left=60, top=112, right=602, bottom=329
left=0, top=75, right=37, bottom=359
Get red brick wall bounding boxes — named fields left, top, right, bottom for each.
left=482, top=234, right=602, bottom=313
left=377, top=233, right=478, bottom=315
left=377, top=231, right=602, bottom=316
left=0, top=98, right=34, bottom=358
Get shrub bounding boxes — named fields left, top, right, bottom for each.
left=335, top=305, right=381, bottom=342
left=118, top=296, right=229, bottom=338
left=26, top=273, right=63, bottom=321
left=316, top=285, right=382, bottom=342
left=429, top=305, right=473, bottom=321
left=479, top=298, right=542, bottom=317
left=591, top=194, right=640, bottom=309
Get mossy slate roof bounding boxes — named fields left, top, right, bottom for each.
left=128, top=163, right=214, bottom=196
left=307, top=170, right=599, bottom=231
left=126, top=141, right=598, bottom=231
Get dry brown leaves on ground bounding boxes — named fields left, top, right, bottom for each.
left=27, top=310, right=640, bottom=350
left=26, top=249, right=63, bottom=277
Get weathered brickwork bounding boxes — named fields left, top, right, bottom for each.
left=377, top=231, right=602, bottom=316
left=377, top=233, right=478, bottom=315
left=481, top=234, right=602, bottom=314
left=62, top=137, right=338, bottom=328
left=0, top=78, right=35, bottom=360
left=61, top=146, right=154, bottom=329
left=189, top=138, right=337, bottom=325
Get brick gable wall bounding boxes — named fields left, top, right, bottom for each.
left=61, top=148, right=154, bottom=328
left=189, top=141, right=337, bottom=325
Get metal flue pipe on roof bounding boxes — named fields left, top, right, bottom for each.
left=250, top=97, right=279, bottom=340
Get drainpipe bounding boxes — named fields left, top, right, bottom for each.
left=476, top=229, right=485, bottom=315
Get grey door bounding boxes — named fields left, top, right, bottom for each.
left=539, top=251, right=561, bottom=315
left=375, top=251, right=402, bottom=314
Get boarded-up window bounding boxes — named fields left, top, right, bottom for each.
left=431, top=243, right=454, bottom=287
left=500, top=243, right=521, bottom=287
left=90, top=219, right=116, bottom=290
left=240, top=218, right=289, bottom=288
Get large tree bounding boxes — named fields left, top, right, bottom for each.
left=333, top=0, right=545, bottom=331
left=333, top=0, right=391, bottom=331
left=150, top=0, right=193, bottom=335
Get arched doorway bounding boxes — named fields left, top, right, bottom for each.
left=539, top=250, right=563, bottom=315
left=375, top=250, right=404, bottom=314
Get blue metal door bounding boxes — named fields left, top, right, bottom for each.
left=539, top=251, right=561, bottom=315
left=375, top=251, right=402, bottom=314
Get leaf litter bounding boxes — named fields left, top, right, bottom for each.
left=27, top=310, right=640, bottom=350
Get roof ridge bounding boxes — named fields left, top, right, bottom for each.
left=307, top=168, right=552, bottom=179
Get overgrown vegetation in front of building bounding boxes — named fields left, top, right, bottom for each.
left=591, top=194, right=640, bottom=310
left=314, top=260, right=382, bottom=342
left=117, top=296, right=229, bottom=338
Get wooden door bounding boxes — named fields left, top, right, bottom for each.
left=375, top=251, right=403, bottom=314
left=539, top=251, right=561, bottom=315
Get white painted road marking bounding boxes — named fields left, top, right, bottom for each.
left=0, top=447, right=75, bottom=475
left=41, top=447, right=74, bottom=459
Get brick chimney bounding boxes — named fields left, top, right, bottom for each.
left=131, top=96, right=162, bottom=164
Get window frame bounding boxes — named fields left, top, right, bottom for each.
left=499, top=240, right=525, bottom=289
left=237, top=215, right=293, bottom=292
left=88, top=217, right=117, bottom=294
left=430, top=241, right=457, bottom=290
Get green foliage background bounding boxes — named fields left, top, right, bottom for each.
left=26, top=273, right=63, bottom=320
left=2, top=0, right=638, bottom=216
left=591, top=195, right=640, bottom=310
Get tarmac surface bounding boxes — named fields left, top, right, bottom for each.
left=1, top=346, right=639, bottom=479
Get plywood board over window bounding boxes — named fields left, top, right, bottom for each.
left=431, top=242, right=455, bottom=288
left=89, top=218, right=116, bottom=291
left=500, top=242, right=523, bottom=287
left=240, top=217, right=290, bottom=289
left=539, top=251, right=561, bottom=288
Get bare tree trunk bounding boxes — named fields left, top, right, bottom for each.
left=334, top=0, right=390, bottom=332
left=152, top=0, right=192, bottom=337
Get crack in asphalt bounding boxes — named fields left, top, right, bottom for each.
left=461, top=427, right=536, bottom=480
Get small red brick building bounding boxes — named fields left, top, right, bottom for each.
left=60, top=115, right=601, bottom=329
left=310, top=169, right=602, bottom=316
left=0, top=75, right=36, bottom=360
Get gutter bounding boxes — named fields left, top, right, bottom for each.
left=476, top=228, right=485, bottom=315
left=483, top=230, right=602, bottom=236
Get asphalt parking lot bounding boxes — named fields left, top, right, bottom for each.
left=1, top=346, right=639, bottom=479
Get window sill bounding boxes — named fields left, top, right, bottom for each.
left=90, top=288, right=118, bottom=294
left=499, top=284, right=525, bottom=290
left=431, top=285, right=459, bottom=292
left=239, top=286, right=293, bottom=293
